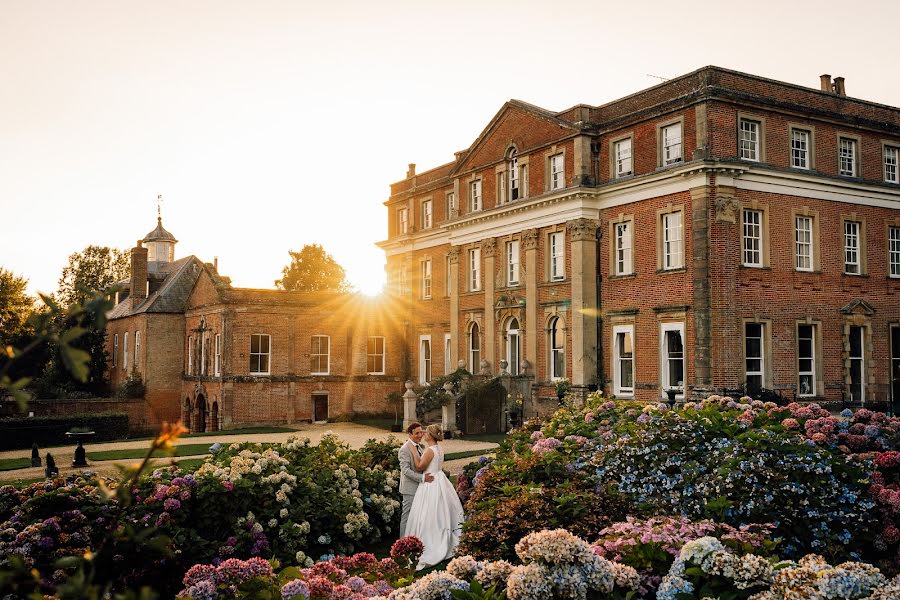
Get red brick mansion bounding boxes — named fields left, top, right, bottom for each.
left=380, top=66, right=900, bottom=408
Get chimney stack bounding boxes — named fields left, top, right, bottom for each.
left=131, top=240, right=148, bottom=308
left=833, top=76, right=846, bottom=96
left=820, top=74, right=832, bottom=92
left=213, top=256, right=218, bottom=272
left=407, top=163, right=416, bottom=178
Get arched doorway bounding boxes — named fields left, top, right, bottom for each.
left=196, top=394, right=207, bottom=433
left=210, top=402, right=219, bottom=432
left=183, top=398, right=192, bottom=428
left=505, top=318, right=520, bottom=376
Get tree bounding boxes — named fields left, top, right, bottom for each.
left=57, top=245, right=130, bottom=306
left=274, top=244, right=353, bottom=292
left=0, top=268, right=35, bottom=345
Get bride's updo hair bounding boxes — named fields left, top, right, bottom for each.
left=426, top=423, right=443, bottom=441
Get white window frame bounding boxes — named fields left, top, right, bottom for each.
left=446, top=192, right=456, bottom=218
left=367, top=336, right=385, bottom=375
left=797, top=323, right=817, bottom=397
left=660, top=322, right=685, bottom=395
left=890, top=226, right=900, bottom=278
left=249, top=333, right=271, bottom=375
left=791, top=129, right=810, bottom=169
left=214, top=333, right=221, bottom=376
left=184, top=334, right=189, bottom=375
left=123, top=332, right=129, bottom=371
left=795, top=215, right=814, bottom=271
left=662, top=123, right=683, bottom=165
left=444, top=332, right=452, bottom=374
left=468, top=323, right=480, bottom=373
left=744, top=322, right=764, bottom=390
left=844, top=220, right=861, bottom=274
left=469, top=247, right=481, bottom=291
left=739, top=119, right=760, bottom=161
left=505, top=318, right=520, bottom=376
left=848, top=325, right=865, bottom=403
left=419, top=335, right=432, bottom=384
left=310, top=335, right=330, bottom=375
left=397, top=207, right=409, bottom=234
left=398, top=266, right=407, bottom=296
left=421, top=258, right=432, bottom=299
left=550, top=153, right=565, bottom=190
left=549, top=317, right=565, bottom=381
left=200, top=333, right=206, bottom=375
left=506, top=240, right=520, bottom=286
left=885, top=146, right=899, bottom=184
left=508, top=150, right=519, bottom=202
left=134, top=331, right=140, bottom=371
left=612, top=324, right=634, bottom=397
left=469, top=180, right=482, bottom=212
left=839, top=137, right=857, bottom=177
left=663, top=211, right=684, bottom=270
left=113, top=334, right=119, bottom=368
left=614, top=138, right=633, bottom=177
left=549, top=231, right=565, bottom=281
left=422, top=200, right=433, bottom=229
left=742, top=208, right=762, bottom=267
left=615, top=221, right=633, bottom=275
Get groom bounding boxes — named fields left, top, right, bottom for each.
left=398, top=422, right=433, bottom=537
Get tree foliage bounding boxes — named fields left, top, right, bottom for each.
left=0, top=267, right=34, bottom=345
left=274, top=244, right=353, bottom=292
left=58, top=245, right=130, bottom=306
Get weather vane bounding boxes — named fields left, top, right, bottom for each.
left=157, top=193, right=163, bottom=220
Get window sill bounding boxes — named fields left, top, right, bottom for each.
left=656, top=267, right=687, bottom=274
left=842, top=272, right=869, bottom=278
left=794, top=269, right=821, bottom=274
left=739, top=265, right=771, bottom=270
left=615, top=393, right=634, bottom=399
left=608, top=273, right=637, bottom=280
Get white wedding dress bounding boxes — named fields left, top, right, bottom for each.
left=404, top=444, right=465, bottom=570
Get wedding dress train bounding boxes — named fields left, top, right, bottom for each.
left=404, top=444, right=465, bottom=570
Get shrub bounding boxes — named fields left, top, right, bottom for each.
left=115, top=371, right=145, bottom=398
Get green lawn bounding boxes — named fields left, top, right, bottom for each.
left=352, top=417, right=397, bottom=431
left=453, top=432, right=507, bottom=444
left=7, top=476, right=45, bottom=489
left=0, top=457, right=33, bottom=472
left=87, top=443, right=214, bottom=462
left=444, top=448, right=497, bottom=462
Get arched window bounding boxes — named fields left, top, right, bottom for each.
left=469, top=323, right=481, bottom=373
left=508, top=149, right=519, bottom=201
left=549, top=317, right=565, bottom=380
left=506, top=318, right=520, bottom=376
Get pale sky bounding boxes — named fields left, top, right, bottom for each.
left=3, top=0, right=900, bottom=297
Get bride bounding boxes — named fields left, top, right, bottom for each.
left=405, top=423, right=466, bottom=570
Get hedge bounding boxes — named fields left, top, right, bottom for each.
left=0, top=414, right=130, bottom=450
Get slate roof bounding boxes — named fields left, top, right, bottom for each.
left=108, top=256, right=211, bottom=319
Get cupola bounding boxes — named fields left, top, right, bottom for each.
left=143, top=214, right=177, bottom=272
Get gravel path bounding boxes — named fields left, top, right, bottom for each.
left=0, top=422, right=499, bottom=483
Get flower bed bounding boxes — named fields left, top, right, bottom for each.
left=459, top=394, right=899, bottom=574
left=0, top=434, right=403, bottom=596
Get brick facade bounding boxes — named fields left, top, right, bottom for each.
left=380, top=66, right=900, bottom=407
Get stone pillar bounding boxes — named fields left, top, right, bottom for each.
left=482, top=238, right=496, bottom=373
left=441, top=381, right=457, bottom=433
left=402, top=380, right=418, bottom=431
left=690, top=185, right=712, bottom=388
left=449, top=248, right=460, bottom=368
left=523, top=229, right=539, bottom=377
left=567, top=218, right=600, bottom=386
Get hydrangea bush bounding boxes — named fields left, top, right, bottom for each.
left=460, top=394, right=897, bottom=573
left=0, top=434, right=403, bottom=596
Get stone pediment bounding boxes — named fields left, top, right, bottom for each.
left=451, top=101, right=579, bottom=176
left=496, top=294, right=525, bottom=310
left=840, top=298, right=875, bottom=316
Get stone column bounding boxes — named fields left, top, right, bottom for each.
left=448, top=248, right=460, bottom=368
left=523, top=229, right=539, bottom=377
left=567, top=218, right=600, bottom=386
left=690, top=185, right=712, bottom=389
left=482, top=238, right=496, bottom=373
left=402, top=380, right=418, bottom=431
left=441, top=381, right=457, bottom=433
